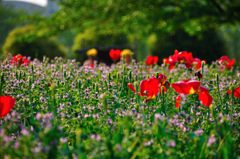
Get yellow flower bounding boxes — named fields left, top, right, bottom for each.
left=121, top=49, right=133, bottom=57
left=86, top=48, right=98, bottom=57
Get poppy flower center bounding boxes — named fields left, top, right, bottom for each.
left=189, top=87, right=196, bottom=94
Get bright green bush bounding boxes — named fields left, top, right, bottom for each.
left=2, top=25, right=66, bottom=59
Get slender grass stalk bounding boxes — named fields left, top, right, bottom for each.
left=199, top=141, right=207, bottom=158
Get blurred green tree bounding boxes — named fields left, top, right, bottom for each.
left=49, top=0, right=240, bottom=33
left=2, top=25, right=66, bottom=59
left=10, top=0, right=240, bottom=61
left=44, top=0, right=240, bottom=60
left=0, top=1, right=26, bottom=49
left=219, top=25, right=240, bottom=61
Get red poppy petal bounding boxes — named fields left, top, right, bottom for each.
left=174, top=50, right=179, bottom=55
left=23, top=59, right=30, bottom=66
left=200, top=86, right=209, bottom=93
left=163, top=58, right=169, bottom=64
left=172, top=81, right=189, bottom=94
left=234, top=87, right=240, bottom=98
left=227, top=90, right=232, bottom=95
left=145, top=56, right=153, bottom=65
left=226, top=59, right=235, bottom=69
left=140, top=77, right=160, bottom=98
left=158, top=74, right=167, bottom=83
left=176, top=95, right=182, bottom=108
left=145, top=56, right=158, bottom=66
left=153, top=56, right=158, bottom=64
left=198, top=91, right=212, bottom=107
left=169, top=64, right=175, bottom=70
left=146, top=78, right=160, bottom=97
left=186, top=80, right=201, bottom=94
left=109, top=49, right=121, bottom=61
left=127, top=83, right=136, bottom=93
left=192, top=58, right=202, bottom=70
left=0, top=96, right=16, bottom=118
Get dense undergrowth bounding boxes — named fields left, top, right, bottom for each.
left=0, top=56, right=239, bottom=159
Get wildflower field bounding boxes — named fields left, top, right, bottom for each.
left=0, top=51, right=239, bottom=159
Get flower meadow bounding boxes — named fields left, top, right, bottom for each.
left=0, top=51, right=239, bottom=159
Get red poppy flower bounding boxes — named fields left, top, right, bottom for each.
left=192, top=58, right=203, bottom=70
left=139, top=77, right=160, bottom=99
left=109, top=49, right=122, bottom=61
left=158, top=74, right=169, bottom=93
left=0, top=96, right=16, bottom=118
left=174, top=50, right=193, bottom=68
left=227, top=87, right=240, bottom=98
left=172, top=80, right=212, bottom=107
left=163, top=50, right=204, bottom=70
left=217, top=56, right=235, bottom=70
left=227, top=90, right=232, bottom=95
left=128, top=74, right=169, bottom=100
left=163, top=54, right=177, bottom=70
left=198, top=91, right=213, bottom=107
left=172, top=80, right=200, bottom=95
left=234, top=87, right=240, bottom=98
left=145, top=56, right=159, bottom=66
left=10, top=54, right=30, bottom=66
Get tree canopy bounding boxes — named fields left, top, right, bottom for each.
left=2, top=0, right=240, bottom=60
left=48, top=0, right=240, bottom=37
